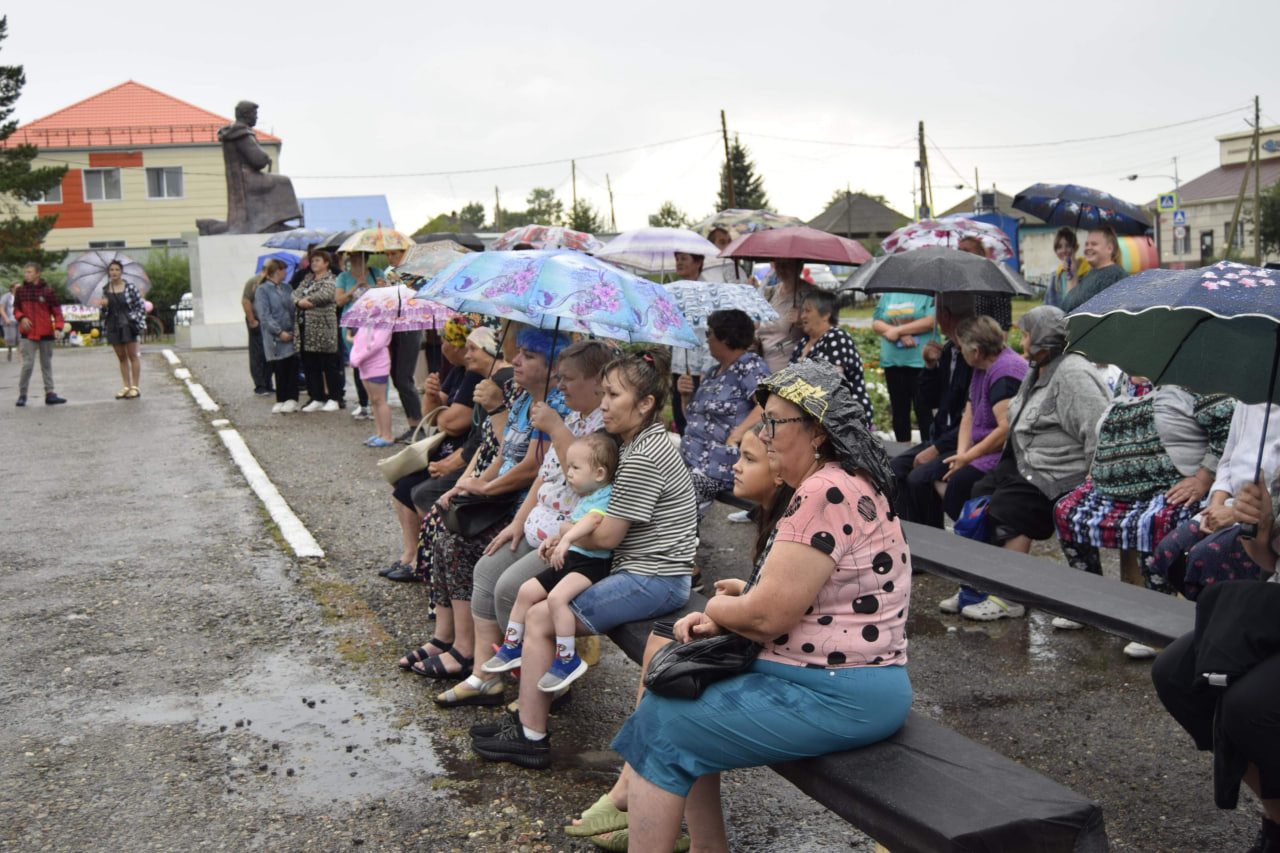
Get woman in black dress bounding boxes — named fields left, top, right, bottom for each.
left=93, top=260, right=147, bottom=399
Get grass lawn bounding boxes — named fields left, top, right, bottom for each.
left=839, top=294, right=1043, bottom=323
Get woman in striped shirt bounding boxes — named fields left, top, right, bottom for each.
left=471, top=347, right=697, bottom=769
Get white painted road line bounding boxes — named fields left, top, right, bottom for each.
left=184, top=379, right=219, bottom=412
left=161, top=348, right=182, bottom=366
left=217, top=428, right=325, bottom=559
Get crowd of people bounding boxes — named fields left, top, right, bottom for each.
left=12, top=217, right=1272, bottom=849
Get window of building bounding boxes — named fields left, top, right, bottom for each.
left=1224, top=221, right=1245, bottom=250
left=83, top=168, right=122, bottom=202
left=87, top=240, right=127, bottom=249
left=26, top=185, right=63, bottom=204
left=150, top=238, right=186, bottom=248
left=145, top=166, right=183, bottom=199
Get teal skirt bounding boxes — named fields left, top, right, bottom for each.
left=611, top=659, right=911, bottom=797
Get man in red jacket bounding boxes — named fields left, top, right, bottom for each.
left=12, top=262, right=66, bottom=406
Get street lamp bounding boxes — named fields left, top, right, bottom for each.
left=1122, top=158, right=1181, bottom=260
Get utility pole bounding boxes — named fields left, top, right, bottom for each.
left=494, top=186, right=502, bottom=231
left=606, top=174, right=616, bottom=232
left=974, top=167, right=980, bottom=211
left=917, top=121, right=932, bottom=220
left=1224, top=96, right=1261, bottom=263
left=571, top=160, right=577, bottom=213
left=721, top=110, right=736, bottom=208
left=1256, top=96, right=1264, bottom=265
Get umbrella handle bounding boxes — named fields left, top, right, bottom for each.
left=1240, top=329, right=1280, bottom=540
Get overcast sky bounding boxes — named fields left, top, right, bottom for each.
left=8, top=1, right=1279, bottom=234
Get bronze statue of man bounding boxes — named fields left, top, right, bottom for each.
left=197, top=101, right=302, bottom=235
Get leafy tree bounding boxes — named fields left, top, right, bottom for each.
left=526, top=187, right=564, bottom=226
left=0, top=16, right=68, bottom=274
left=413, top=213, right=455, bottom=236
left=568, top=199, right=605, bottom=233
left=143, top=248, right=190, bottom=332
left=492, top=207, right=533, bottom=230
left=829, top=188, right=887, bottom=207
left=1257, top=179, right=1280, bottom=258
left=458, top=201, right=486, bottom=229
left=716, top=135, right=768, bottom=212
left=648, top=201, right=691, bottom=229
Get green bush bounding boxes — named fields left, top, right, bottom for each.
left=142, top=248, right=190, bottom=332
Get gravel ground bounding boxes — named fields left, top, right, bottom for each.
left=0, top=344, right=1265, bottom=852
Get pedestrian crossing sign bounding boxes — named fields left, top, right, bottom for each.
left=1172, top=210, right=1187, bottom=226
left=1158, top=193, right=1178, bottom=212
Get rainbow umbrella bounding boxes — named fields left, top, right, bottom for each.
left=1115, top=235, right=1159, bottom=275
left=339, top=285, right=455, bottom=332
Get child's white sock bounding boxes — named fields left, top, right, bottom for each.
left=523, top=726, right=546, bottom=741
left=503, top=622, right=524, bottom=646
left=555, top=636, right=576, bottom=660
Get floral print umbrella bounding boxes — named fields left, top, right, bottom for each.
left=337, top=225, right=416, bottom=254
left=396, top=246, right=471, bottom=283
left=489, top=225, right=605, bottom=252
left=690, top=208, right=806, bottom=238
left=415, top=249, right=699, bottom=348
left=880, top=217, right=1015, bottom=261
left=661, top=280, right=779, bottom=327
left=338, top=285, right=456, bottom=331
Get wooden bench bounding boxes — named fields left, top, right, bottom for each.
left=608, top=600, right=1108, bottom=853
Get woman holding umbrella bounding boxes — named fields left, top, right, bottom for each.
left=1060, top=226, right=1127, bottom=313
left=757, top=258, right=817, bottom=373
left=91, top=259, right=147, bottom=399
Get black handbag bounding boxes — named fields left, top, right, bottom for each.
left=642, top=632, right=761, bottom=699
left=441, top=492, right=519, bottom=538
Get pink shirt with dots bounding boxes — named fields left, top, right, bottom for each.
left=757, top=463, right=911, bottom=669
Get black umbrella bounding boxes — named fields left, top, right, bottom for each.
left=416, top=231, right=485, bottom=252
left=317, top=229, right=358, bottom=250
left=840, top=246, right=1030, bottom=295
left=1011, top=183, right=1151, bottom=236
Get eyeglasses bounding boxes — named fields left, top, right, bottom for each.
left=760, top=414, right=804, bottom=438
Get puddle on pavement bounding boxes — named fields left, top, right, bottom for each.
left=96, top=652, right=442, bottom=807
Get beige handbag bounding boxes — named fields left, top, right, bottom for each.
left=376, top=406, right=447, bottom=485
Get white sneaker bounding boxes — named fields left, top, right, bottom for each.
left=321, top=399, right=340, bottom=412
left=1051, top=616, right=1084, bottom=630
left=1123, top=641, right=1160, bottom=659
left=271, top=402, right=284, bottom=414
left=726, top=509, right=753, bottom=523
left=279, top=399, right=299, bottom=413
left=961, top=596, right=1026, bottom=621
left=938, top=592, right=962, bottom=614
left=301, top=400, right=325, bottom=412
left=351, top=405, right=367, bottom=419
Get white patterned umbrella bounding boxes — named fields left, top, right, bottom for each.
left=661, top=280, right=778, bottom=327
left=594, top=227, right=729, bottom=274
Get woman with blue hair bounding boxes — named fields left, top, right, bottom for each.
left=411, top=325, right=573, bottom=679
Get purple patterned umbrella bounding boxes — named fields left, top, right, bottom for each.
left=339, top=285, right=456, bottom=331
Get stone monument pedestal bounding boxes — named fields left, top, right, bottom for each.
left=182, top=232, right=300, bottom=349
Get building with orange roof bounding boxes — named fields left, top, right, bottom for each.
left=6, top=81, right=288, bottom=251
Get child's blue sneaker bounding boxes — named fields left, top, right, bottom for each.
left=480, top=643, right=523, bottom=674
left=537, top=653, right=587, bottom=693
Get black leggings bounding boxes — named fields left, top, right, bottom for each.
left=1152, top=630, right=1280, bottom=802
left=270, top=355, right=299, bottom=402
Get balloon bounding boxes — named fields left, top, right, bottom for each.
left=89, top=328, right=100, bottom=338
left=144, top=300, right=153, bottom=312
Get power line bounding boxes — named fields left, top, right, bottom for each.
left=736, top=131, right=914, bottom=150
left=936, top=106, right=1249, bottom=151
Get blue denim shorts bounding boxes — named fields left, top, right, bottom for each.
left=570, top=571, right=690, bottom=635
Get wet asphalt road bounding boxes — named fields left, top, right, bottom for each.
left=0, top=344, right=1264, bottom=852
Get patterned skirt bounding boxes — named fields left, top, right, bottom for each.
left=1054, top=479, right=1200, bottom=553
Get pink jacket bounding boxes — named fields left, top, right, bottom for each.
left=348, top=326, right=392, bottom=378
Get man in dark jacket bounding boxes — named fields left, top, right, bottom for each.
left=891, top=291, right=974, bottom=526
left=12, top=262, right=66, bottom=406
